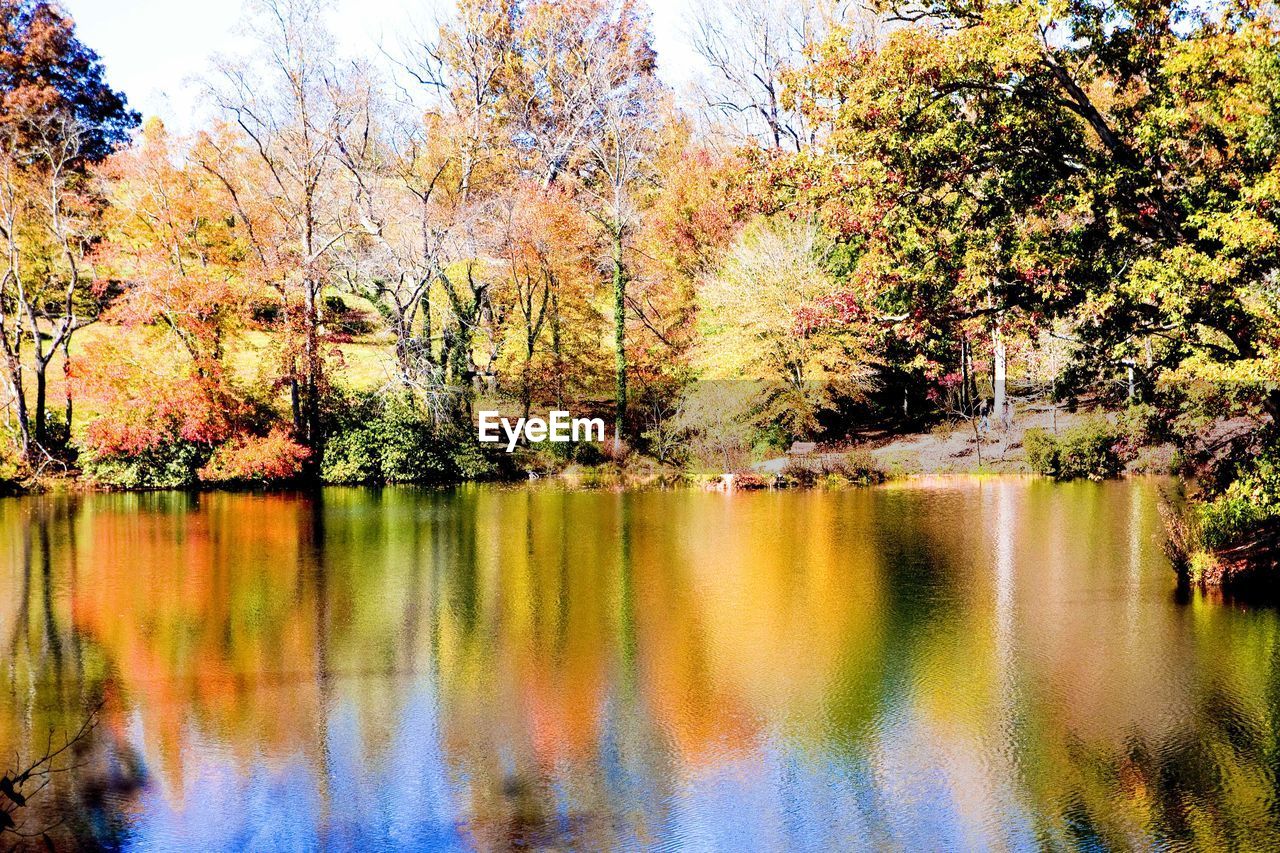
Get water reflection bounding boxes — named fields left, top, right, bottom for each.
left=0, top=480, right=1278, bottom=849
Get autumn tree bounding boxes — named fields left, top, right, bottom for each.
left=0, top=115, right=100, bottom=461
left=696, top=215, right=875, bottom=437
left=200, top=0, right=360, bottom=463
left=330, top=75, right=443, bottom=391
left=0, top=0, right=137, bottom=161
left=0, top=0, right=136, bottom=464
left=87, top=118, right=253, bottom=452
left=627, top=139, right=738, bottom=406
left=96, top=119, right=251, bottom=372
left=745, top=0, right=1139, bottom=420
left=690, top=0, right=854, bottom=152
left=388, top=0, right=521, bottom=412
left=494, top=184, right=597, bottom=417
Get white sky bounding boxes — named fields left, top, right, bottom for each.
left=61, top=0, right=703, bottom=131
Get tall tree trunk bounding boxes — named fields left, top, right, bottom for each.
left=62, top=335, right=72, bottom=431
left=394, top=314, right=410, bottom=378
left=4, top=362, right=30, bottom=459
left=303, top=278, right=322, bottom=464
left=33, top=361, right=46, bottom=448
left=965, top=337, right=979, bottom=415
left=522, top=330, right=535, bottom=422
left=290, top=374, right=302, bottom=434
left=992, top=319, right=1007, bottom=428
left=550, top=291, right=564, bottom=410
left=612, top=227, right=627, bottom=448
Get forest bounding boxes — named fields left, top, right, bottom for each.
left=0, top=0, right=1278, bottom=585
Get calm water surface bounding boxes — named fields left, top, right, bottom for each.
left=1, top=478, right=1278, bottom=850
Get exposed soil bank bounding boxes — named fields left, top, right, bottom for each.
left=750, top=407, right=1176, bottom=479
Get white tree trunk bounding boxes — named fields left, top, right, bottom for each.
left=993, top=319, right=1007, bottom=427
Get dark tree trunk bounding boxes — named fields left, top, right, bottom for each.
left=33, top=363, right=46, bottom=448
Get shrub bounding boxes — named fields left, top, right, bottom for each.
left=1058, top=420, right=1122, bottom=480
left=71, top=334, right=240, bottom=484
left=1024, top=420, right=1120, bottom=481
left=1159, top=493, right=1199, bottom=575
left=1117, top=403, right=1164, bottom=446
left=375, top=395, right=456, bottom=482
left=573, top=441, right=605, bottom=466
left=81, top=440, right=210, bottom=489
left=732, top=470, right=770, bottom=489
left=825, top=450, right=888, bottom=485
left=445, top=426, right=502, bottom=480
left=321, top=294, right=375, bottom=336
left=321, top=425, right=382, bottom=484
left=1023, top=428, right=1059, bottom=476
left=545, top=436, right=607, bottom=466
left=199, top=428, right=310, bottom=485
left=0, top=441, right=26, bottom=493
left=779, top=450, right=887, bottom=487
left=599, top=437, right=631, bottom=463
left=320, top=390, right=501, bottom=485
left=1198, top=448, right=1280, bottom=551
left=38, top=412, right=72, bottom=458
left=1127, top=444, right=1180, bottom=475
left=250, top=298, right=282, bottom=326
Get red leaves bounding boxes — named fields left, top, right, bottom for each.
left=792, top=288, right=873, bottom=336
left=1016, top=265, right=1051, bottom=285
left=198, top=428, right=310, bottom=484
left=70, top=334, right=239, bottom=457
left=80, top=374, right=236, bottom=457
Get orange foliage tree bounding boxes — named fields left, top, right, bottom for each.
left=77, top=118, right=308, bottom=485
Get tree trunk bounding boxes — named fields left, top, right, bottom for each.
left=965, top=337, right=979, bottom=416
left=522, top=330, right=535, bottom=422
left=4, top=363, right=30, bottom=459
left=33, top=361, right=47, bottom=448
left=394, top=314, right=410, bottom=379
left=62, top=335, right=72, bottom=431
left=612, top=227, right=627, bottom=449
left=301, top=278, right=323, bottom=472
left=992, top=320, right=1007, bottom=428
left=550, top=291, right=564, bottom=410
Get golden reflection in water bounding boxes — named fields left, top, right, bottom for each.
left=0, top=479, right=1279, bottom=849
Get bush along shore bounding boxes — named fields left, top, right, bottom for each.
left=1160, top=437, right=1280, bottom=595
left=0, top=395, right=1189, bottom=494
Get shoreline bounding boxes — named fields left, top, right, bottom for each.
left=17, top=464, right=1263, bottom=595
left=1, top=405, right=1181, bottom=496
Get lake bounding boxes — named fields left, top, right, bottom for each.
left=1, top=478, right=1278, bottom=850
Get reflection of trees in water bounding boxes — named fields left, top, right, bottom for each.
left=1044, top=686, right=1280, bottom=849
left=0, top=498, right=143, bottom=849
left=6, top=485, right=1280, bottom=848
left=1, top=703, right=102, bottom=845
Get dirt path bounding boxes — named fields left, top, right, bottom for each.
left=863, top=408, right=1081, bottom=476
left=757, top=406, right=1098, bottom=477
